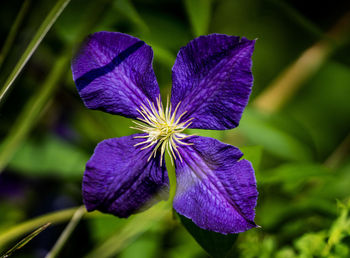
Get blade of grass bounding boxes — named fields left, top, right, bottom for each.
left=0, top=0, right=71, bottom=104
left=0, top=0, right=31, bottom=70
left=0, top=223, right=51, bottom=258
left=324, top=132, right=350, bottom=170
left=0, top=207, right=92, bottom=249
left=45, top=206, right=86, bottom=258
left=84, top=202, right=170, bottom=258
left=0, top=54, right=69, bottom=173
left=253, top=11, right=350, bottom=113
left=267, top=0, right=328, bottom=40
left=0, top=0, right=115, bottom=173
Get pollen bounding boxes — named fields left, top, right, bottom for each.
left=131, top=96, right=193, bottom=165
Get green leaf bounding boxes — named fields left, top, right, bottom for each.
left=140, top=11, right=191, bottom=51
left=258, top=163, right=331, bottom=185
left=285, top=62, right=350, bottom=159
left=8, top=135, right=88, bottom=178
left=294, top=232, right=327, bottom=257
left=184, top=0, right=212, bottom=36
left=238, top=108, right=313, bottom=162
left=239, top=145, right=263, bottom=171
left=113, top=0, right=149, bottom=33
left=178, top=213, right=238, bottom=258
left=258, top=163, right=332, bottom=194
left=119, top=231, right=161, bottom=258
left=152, top=44, right=176, bottom=68
left=1, top=223, right=51, bottom=258
left=186, top=129, right=225, bottom=141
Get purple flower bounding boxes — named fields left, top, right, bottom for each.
left=71, top=32, right=258, bottom=234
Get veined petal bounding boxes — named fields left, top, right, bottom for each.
left=173, top=136, right=258, bottom=234
left=72, top=31, right=160, bottom=119
left=171, top=34, right=255, bottom=130
left=82, top=134, right=168, bottom=217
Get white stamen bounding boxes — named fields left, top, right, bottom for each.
left=131, top=96, right=193, bottom=165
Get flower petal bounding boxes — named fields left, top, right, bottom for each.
left=173, top=136, right=258, bottom=234
left=82, top=134, right=168, bottom=217
left=72, top=31, right=160, bottom=119
left=171, top=34, right=255, bottom=130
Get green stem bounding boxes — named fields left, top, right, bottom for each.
left=0, top=207, right=83, bottom=249
left=45, top=206, right=86, bottom=258
left=1, top=223, right=51, bottom=257
left=0, top=0, right=31, bottom=69
left=324, top=132, right=350, bottom=170
left=84, top=202, right=169, bottom=258
left=0, top=0, right=71, bottom=104
left=165, top=153, right=177, bottom=204
left=0, top=55, right=70, bottom=173
left=253, top=11, right=350, bottom=113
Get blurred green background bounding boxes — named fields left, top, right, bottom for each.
left=0, top=0, right=350, bottom=257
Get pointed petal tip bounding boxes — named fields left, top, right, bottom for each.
left=171, top=33, right=255, bottom=130
left=173, top=136, right=258, bottom=235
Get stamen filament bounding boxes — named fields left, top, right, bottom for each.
left=131, top=95, right=193, bottom=165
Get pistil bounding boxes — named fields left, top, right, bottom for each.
left=131, top=96, right=193, bottom=165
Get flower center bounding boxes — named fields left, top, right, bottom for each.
left=131, top=96, right=193, bottom=165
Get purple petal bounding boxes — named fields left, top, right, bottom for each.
left=72, top=31, right=160, bottom=119
left=82, top=134, right=168, bottom=217
left=171, top=34, right=255, bottom=130
left=173, top=136, right=258, bottom=234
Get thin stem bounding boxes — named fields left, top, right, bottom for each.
left=253, top=11, right=350, bottom=113
left=1, top=223, right=51, bottom=258
left=0, top=55, right=70, bottom=173
left=0, top=0, right=31, bottom=69
left=253, top=41, right=332, bottom=113
left=84, top=202, right=169, bottom=258
left=45, top=206, right=86, bottom=258
left=324, top=132, right=350, bottom=170
left=0, top=207, right=85, bottom=249
left=165, top=152, right=177, bottom=204
left=0, top=0, right=71, bottom=104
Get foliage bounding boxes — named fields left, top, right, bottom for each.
left=0, top=0, right=349, bottom=257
